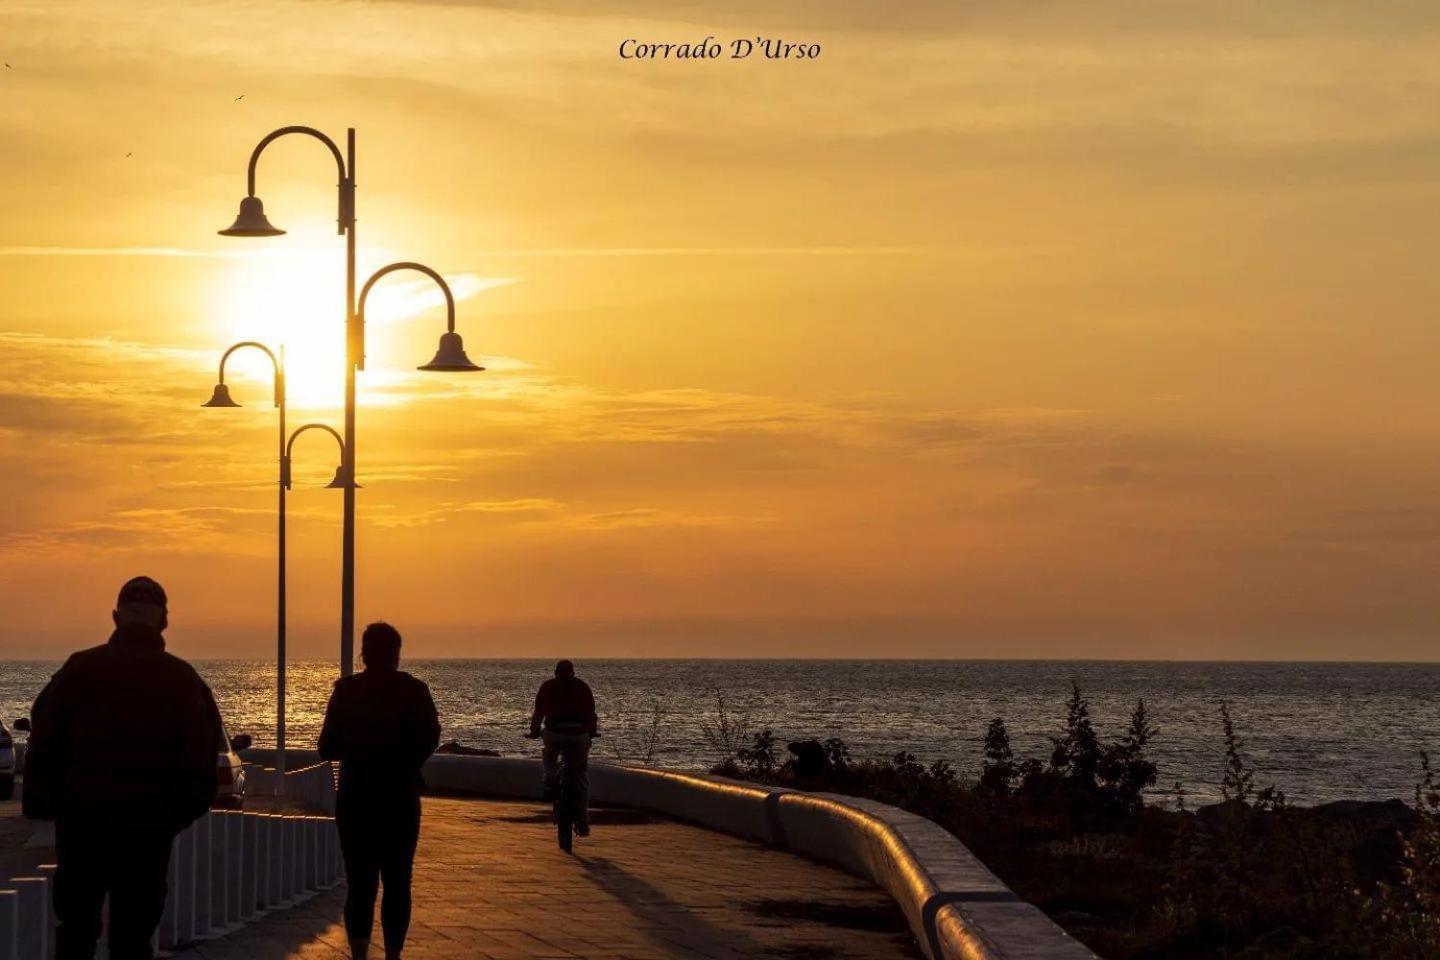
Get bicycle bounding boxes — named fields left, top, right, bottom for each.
left=525, top=731, right=597, bottom=852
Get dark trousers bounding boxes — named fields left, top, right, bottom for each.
left=54, top=819, right=173, bottom=960
left=338, top=792, right=421, bottom=951
left=541, top=730, right=591, bottom=826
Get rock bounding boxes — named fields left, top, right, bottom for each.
left=788, top=740, right=829, bottom=778
left=435, top=740, right=500, bottom=757
left=1307, top=798, right=1416, bottom=831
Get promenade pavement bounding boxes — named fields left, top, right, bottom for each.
left=180, top=796, right=922, bottom=960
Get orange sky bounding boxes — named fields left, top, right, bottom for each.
left=2, top=1, right=1440, bottom=659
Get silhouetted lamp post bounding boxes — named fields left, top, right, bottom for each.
left=203, top=347, right=351, bottom=774
left=217, top=126, right=483, bottom=677
left=203, top=342, right=291, bottom=769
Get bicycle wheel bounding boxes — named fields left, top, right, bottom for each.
left=557, top=808, right=573, bottom=852
left=556, top=758, right=574, bottom=852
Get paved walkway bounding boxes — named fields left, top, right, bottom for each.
left=181, top=797, right=922, bottom=960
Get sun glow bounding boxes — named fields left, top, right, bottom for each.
left=215, top=245, right=352, bottom=408
left=213, top=239, right=513, bottom=409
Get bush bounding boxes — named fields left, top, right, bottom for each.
left=736, top=729, right=778, bottom=778
left=980, top=717, right=1017, bottom=797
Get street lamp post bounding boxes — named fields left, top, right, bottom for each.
left=202, top=342, right=289, bottom=769
left=218, top=126, right=483, bottom=676
left=203, top=348, right=353, bottom=773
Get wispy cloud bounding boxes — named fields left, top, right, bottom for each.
left=0, top=244, right=943, bottom=259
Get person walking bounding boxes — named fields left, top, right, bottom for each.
left=23, top=576, right=224, bottom=960
left=319, top=622, right=440, bottom=960
left=528, top=660, right=599, bottom=836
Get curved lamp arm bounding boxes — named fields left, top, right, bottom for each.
left=217, top=341, right=283, bottom=407
left=353, top=261, right=456, bottom=371
left=358, top=262, right=456, bottom=331
left=283, top=422, right=348, bottom=490
left=245, top=126, right=354, bottom=233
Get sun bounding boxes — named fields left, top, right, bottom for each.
left=215, top=244, right=378, bottom=409
left=213, top=237, right=512, bottom=409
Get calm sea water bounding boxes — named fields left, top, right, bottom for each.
left=2, top=659, right=1436, bottom=807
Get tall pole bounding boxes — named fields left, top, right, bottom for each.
left=276, top=344, right=288, bottom=772
left=340, top=127, right=357, bottom=677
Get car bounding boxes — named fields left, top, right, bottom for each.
left=217, top=727, right=252, bottom=809
left=5, top=716, right=251, bottom=809
left=0, top=720, right=15, bottom=801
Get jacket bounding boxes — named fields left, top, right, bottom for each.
left=23, top=623, right=223, bottom=832
left=530, top=676, right=598, bottom=736
left=318, top=669, right=441, bottom=801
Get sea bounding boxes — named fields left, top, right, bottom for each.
left=2, top=659, right=1436, bottom=807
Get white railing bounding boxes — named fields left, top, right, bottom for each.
left=0, top=764, right=342, bottom=960
left=241, top=760, right=338, bottom=815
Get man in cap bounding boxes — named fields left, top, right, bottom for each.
left=24, top=576, right=224, bottom=960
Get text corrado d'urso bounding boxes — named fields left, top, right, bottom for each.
left=619, top=37, right=821, bottom=61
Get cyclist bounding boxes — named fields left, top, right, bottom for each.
left=529, top=660, right=598, bottom=836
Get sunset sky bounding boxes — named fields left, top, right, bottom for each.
left=3, top=1, right=1440, bottom=659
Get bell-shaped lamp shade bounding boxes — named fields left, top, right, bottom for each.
left=418, top=331, right=484, bottom=372
left=325, top=465, right=361, bottom=490
left=202, top=383, right=241, bottom=408
left=218, top=196, right=285, bottom=237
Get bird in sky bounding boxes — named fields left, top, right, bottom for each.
left=234, top=94, right=244, bottom=101
left=4, top=63, right=11, bottom=69
left=125, top=152, right=132, bottom=158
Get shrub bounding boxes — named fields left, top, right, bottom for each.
left=1219, top=700, right=1254, bottom=804
left=736, top=729, right=779, bottom=778
left=980, top=717, right=1017, bottom=797
left=1363, top=752, right=1440, bottom=956
left=1097, top=699, right=1158, bottom=816
left=1049, top=681, right=1102, bottom=789
left=822, top=736, right=850, bottom=772
left=697, top=687, right=754, bottom=767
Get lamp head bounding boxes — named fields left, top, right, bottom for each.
left=202, top=383, right=241, bottom=408
left=418, top=331, right=484, bottom=372
left=326, top=465, right=361, bottom=490
left=219, top=196, right=285, bottom=237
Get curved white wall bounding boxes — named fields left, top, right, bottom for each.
left=242, top=750, right=1095, bottom=959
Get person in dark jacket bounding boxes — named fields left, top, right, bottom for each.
left=319, top=622, right=440, bottom=960
left=529, top=660, right=598, bottom=835
left=24, top=576, right=223, bottom=960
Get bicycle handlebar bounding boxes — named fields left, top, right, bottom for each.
left=523, top=731, right=601, bottom=738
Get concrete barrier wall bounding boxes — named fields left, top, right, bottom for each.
left=238, top=753, right=336, bottom=815
left=389, top=754, right=1093, bottom=960
left=1, top=765, right=343, bottom=955
left=591, top=765, right=782, bottom=845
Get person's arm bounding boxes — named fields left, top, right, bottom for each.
left=317, top=681, right=347, bottom=762
left=412, top=681, right=441, bottom=765
left=584, top=682, right=598, bottom=737
left=529, top=682, right=545, bottom=737
left=20, top=663, right=70, bottom=821
left=174, top=675, right=222, bottom=830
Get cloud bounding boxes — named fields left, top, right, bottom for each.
left=0, top=505, right=273, bottom=556
left=368, top=498, right=562, bottom=528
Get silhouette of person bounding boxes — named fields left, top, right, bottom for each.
left=529, top=660, right=598, bottom=835
left=319, top=622, right=440, bottom=960
left=23, top=576, right=223, bottom=960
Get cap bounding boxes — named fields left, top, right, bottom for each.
left=117, top=576, right=168, bottom=610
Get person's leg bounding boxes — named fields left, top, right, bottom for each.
left=378, top=795, right=421, bottom=958
left=540, top=731, right=561, bottom=792
left=54, top=820, right=107, bottom=960
left=338, top=803, right=382, bottom=956
left=573, top=736, right=592, bottom=833
left=104, top=825, right=172, bottom=960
